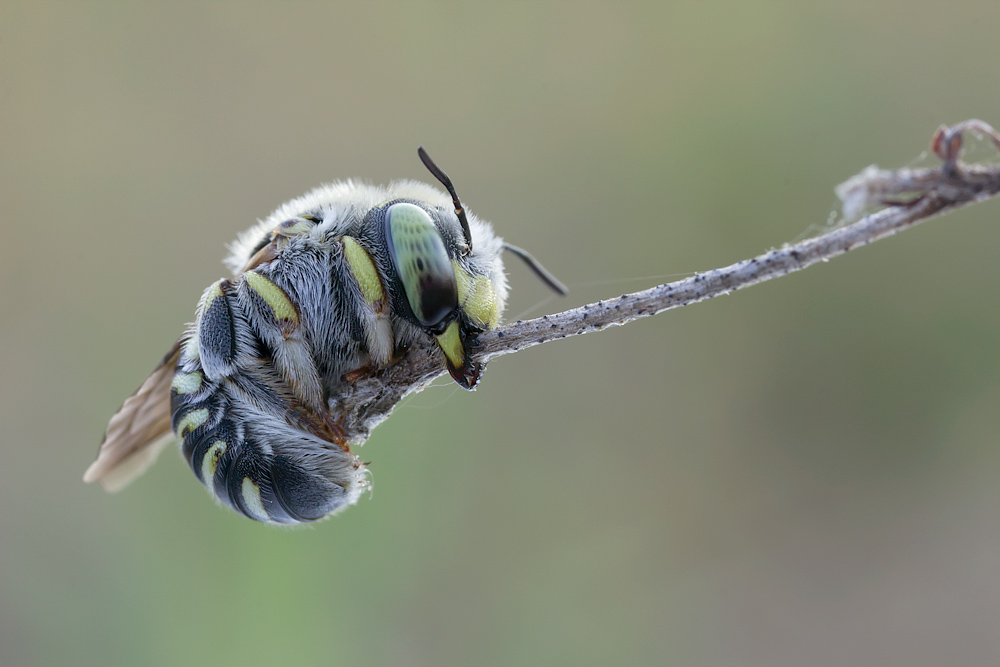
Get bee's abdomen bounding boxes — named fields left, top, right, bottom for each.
left=170, top=365, right=364, bottom=524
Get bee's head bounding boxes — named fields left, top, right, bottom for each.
left=369, top=148, right=567, bottom=390
left=370, top=197, right=496, bottom=389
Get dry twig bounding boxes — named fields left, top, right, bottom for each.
left=334, top=120, right=1000, bottom=443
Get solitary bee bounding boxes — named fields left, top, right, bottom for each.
left=84, top=149, right=565, bottom=524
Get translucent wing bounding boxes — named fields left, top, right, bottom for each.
left=83, top=340, right=182, bottom=492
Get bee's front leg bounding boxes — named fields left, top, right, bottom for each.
left=341, top=343, right=413, bottom=385
left=337, top=235, right=395, bottom=369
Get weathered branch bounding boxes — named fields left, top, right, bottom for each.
left=334, top=120, right=1000, bottom=443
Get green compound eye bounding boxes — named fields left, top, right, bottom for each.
left=385, top=202, right=458, bottom=328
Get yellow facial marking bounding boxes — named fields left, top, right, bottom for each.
left=241, top=477, right=268, bottom=521
left=176, top=408, right=209, bottom=438
left=453, top=261, right=471, bottom=296
left=453, top=261, right=499, bottom=329
left=245, top=271, right=298, bottom=322
left=201, top=440, right=227, bottom=486
left=342, top=236, right=385, bottom=304
left=435, top=320, right=465, bottom=368
left=171, top=372, right=203, bottom=395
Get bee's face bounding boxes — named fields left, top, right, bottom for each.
left=86, top=151, right=562, bottom=525
left=230, top=179, right=509, bottom=391
left=368, top=198, right=505, bottom=387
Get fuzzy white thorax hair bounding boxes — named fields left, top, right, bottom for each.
left=224, top=179, right=509, bottom=317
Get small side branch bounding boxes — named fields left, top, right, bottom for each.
left=335, top=120, right=1000, bottom=442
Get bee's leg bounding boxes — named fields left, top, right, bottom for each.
left=236, top=270, right=327, bottom=416
left=342, top=363, right=377, bottom=384
left=171, top=361, right=365, bottom=524
left=341, top=348, right=411, bottom=384
left=338, top=236, right=394, bottom=369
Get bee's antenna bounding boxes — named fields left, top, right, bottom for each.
left=502, top=243, right=569, bottom=295
left=418, top=146, right=473, bottom=251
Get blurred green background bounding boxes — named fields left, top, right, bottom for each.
left=4, top=2, right=1000, bottom=665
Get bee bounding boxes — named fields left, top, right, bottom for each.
left=84, top=148, right=566, bottom=524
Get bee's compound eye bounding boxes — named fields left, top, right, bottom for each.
left=385, top=202, right=458, bottom=328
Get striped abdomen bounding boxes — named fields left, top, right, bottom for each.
left=169, top=363, right=366, bottom=523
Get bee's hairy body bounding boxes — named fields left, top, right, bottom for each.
left=170, top=180, right=509, bottom=523
left=85, top=151, right=564, bottom=525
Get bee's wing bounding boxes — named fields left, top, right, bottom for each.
left=83, top=340, right=182, bottom=492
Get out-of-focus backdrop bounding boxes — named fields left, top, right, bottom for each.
left=4, top=3, right=1000, bottom=665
